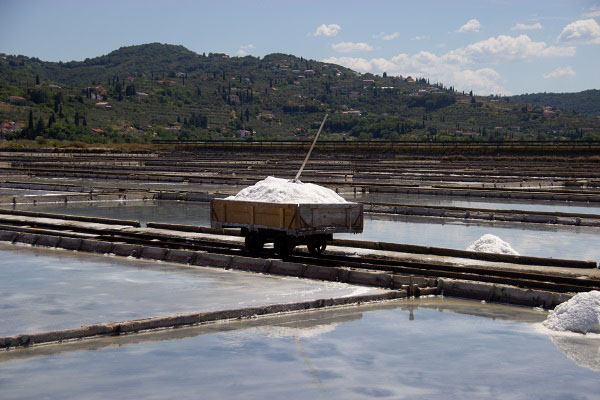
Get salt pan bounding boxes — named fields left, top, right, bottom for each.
left=466, top=234, right=519, bottom=256
left=226, top=176, right=347, bottom=204
left=543, top=291, right=600, bottom=334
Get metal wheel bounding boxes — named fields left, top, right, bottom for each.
left=244, top=233, right=264, bottom=254
left=274, top=238, right=294, bottom=258
left=307, top=241, right=327, bottom=255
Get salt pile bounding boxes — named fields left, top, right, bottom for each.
left=466, top=234, right=519, bottom=256
left=226, top=176, right=347, bottom=204
left=543, top=291, right=600, bottom=334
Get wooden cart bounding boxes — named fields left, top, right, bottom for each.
left=211, top=198, right=363, bottom=256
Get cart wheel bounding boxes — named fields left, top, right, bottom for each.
left=274, top=238, right=294, bottom=258
left=244, top=233, right=264, bottom=254
left=307, top=241, right=327, bottom=255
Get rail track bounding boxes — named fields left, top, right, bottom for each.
left=0, top=211, right=598, bottom=295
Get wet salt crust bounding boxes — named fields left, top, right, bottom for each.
left=543, top=291, right=600, bottom=334
left=226, top=176, right=347, bottom=204
left=467, top=234, right=519, bottom=255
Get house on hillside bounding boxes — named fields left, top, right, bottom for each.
left=1, top=120, right=24, bottom=135
left=95, top=102, right=111, bottom=109
left=227, top=94, right=240, bottom=105
left=8, top=96, right=26, bottom=104
left=455, top=131, right=480, bottom=137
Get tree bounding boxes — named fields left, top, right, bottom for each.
left=36, top=75, right=40, bottom=85
left=28, top=109, right=34, bottom=131
left=47, top=113, right=56, bottom=128
left=35, top=116, right=45, bottom=135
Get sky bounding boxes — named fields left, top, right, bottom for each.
left=1, top=0, right=600, bottom=95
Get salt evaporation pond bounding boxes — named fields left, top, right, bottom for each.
left=1, top=298, right=598, bottom=399
left=14, top=201, right=600, bottom=261
left=0, top=243, right=382, bottom=337
left=14, top=199, right=209, bottom=226
left=23, top=176, right=245, bottom=194
left=341, top=214, right=600, bottom=262
left=12, top=176, right=600, bottom=214
left=351, top=192, right=600, bottom=215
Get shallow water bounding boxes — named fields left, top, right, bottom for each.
left=24, top=176, right=245, bottom=194
left=347, top=192, right=600, bottom=215
left=8, top=177, right=600, bottom=214
left=13, top=200, right=600, bottom=261
left=14, top=199, right=209, bottom=226
left=1, top=298, right=598, bottom=400
left=339, top=214, right=600, bottom=261
left=0, top=243, right=380, bottom=336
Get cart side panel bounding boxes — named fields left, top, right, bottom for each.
left=297, top=203, right=363, bottom=232
left=211, top=199, right=300, bottom=230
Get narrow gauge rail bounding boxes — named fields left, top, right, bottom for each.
left=0, top=213, right=598, bottom=294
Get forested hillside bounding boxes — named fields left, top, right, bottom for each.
left=1, top=43, right=599, bottom=144
left=508, top=90, right=600, bottom=117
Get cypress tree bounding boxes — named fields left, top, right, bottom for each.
left=35, top=116, right=44, bottom=134
left=48, top=113, right=56, bottom=128
left=28, top=109, right=34, bottom=131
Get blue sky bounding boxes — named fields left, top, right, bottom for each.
left=1, top=0, right=599, bottom=95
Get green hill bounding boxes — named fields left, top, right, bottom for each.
left=508, top=90, right=600, bottom=116
left=1, top=43, right=599, bottom=144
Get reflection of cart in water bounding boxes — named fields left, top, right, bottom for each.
left=210, top=199, right=363, bottom=257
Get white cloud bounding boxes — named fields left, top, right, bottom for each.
left=331, top=42, right=374, bottom=53
left=370, top=57, right=399, bottom=72
left=323, top=56, right=372, bottom=71
left=323, top=52, right=507, bottom=95
left=314, top=24, right=341, bottom=37
left=511, top=22, right=542, bottom=31
left=583, top=6, right=600, bottom=18
left=450, top=34, right=575, bottom=62
left=236, top=44, right=254, bottom=56
left=411, top=35, right=427, bottom=41
left=458, top=19, right=481, bottom=33
left=557, top=19, right=600, bottom=44
left=543, top=66, right=576, bottom=79
left=374, top=32, right=400, bottom=40
left=324, top=33, right=578, bottom=95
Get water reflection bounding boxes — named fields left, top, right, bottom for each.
left=0, top=243, right=374, bottom=336
left=12, top=199, right=600, bottom=260
left=548, top=333, right=600, bottom=372
left=1, top=298, right=598, bottom=400
left=339, top=214, right=600, bottom=261
left=349, top=192, right=600, bottom=215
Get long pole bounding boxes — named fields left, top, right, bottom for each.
left=294, top=113, right=328, bottom=182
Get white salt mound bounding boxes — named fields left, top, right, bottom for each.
left=543, top=291, right=600, bottom=334
left=226, top=176, right=347, bottom=204
left=466, top=234, right=519, bottom=256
